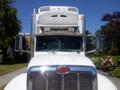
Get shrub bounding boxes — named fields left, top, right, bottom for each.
left=112, top=55, right=120, bottom=66
left=107, top=48, right=119, bottom=55
left=93, top=55, right=120, bottom=78
left=109, top=65, right=120, bottom=78
left=94, top=59, right=102, bottom=69
left=99, top=56, right=116, bottom=71
left=86, top=52, right=106, bottom=58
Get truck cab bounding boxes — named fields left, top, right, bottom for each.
left=4, top=6, right=117, bottom=90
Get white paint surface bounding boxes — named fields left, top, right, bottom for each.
left=28, top=52, right=95, bottom=68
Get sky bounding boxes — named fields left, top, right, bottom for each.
left=13, top=0, right=120, bottom=33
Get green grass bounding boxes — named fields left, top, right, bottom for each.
left=0, top=63, right=27, bottom=76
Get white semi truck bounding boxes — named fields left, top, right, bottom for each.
left=4, top=6, right=117, bottom=90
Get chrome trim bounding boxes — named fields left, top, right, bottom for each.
left=28, top=65, right=97, bottom=76
left=46, top=74, right=48, bottom=90
left=27, top=76, right=32, bottom=90
left=77, top=73, right=80, bottom=90
left=27, top=65, right=97, bottom=90
left=61, top=75, right=64, bottom=90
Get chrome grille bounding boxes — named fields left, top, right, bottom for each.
left=27, top=66, right=97, bottom=90
left=30, top=72, right=93, bottom=90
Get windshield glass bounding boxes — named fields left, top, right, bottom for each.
left=36, top=35, right=83, bottom=51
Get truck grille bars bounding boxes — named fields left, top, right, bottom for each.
left=27, top=66, right=97, bottom=90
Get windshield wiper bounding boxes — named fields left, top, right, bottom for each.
left=60, top=49, right=81, bottom=53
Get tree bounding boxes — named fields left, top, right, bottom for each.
left=97, top=11, right=120, bottom=55
left=0, top=0, right=21, bottom=63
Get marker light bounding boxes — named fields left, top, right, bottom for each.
left=56, top=66, right=70, bottom=74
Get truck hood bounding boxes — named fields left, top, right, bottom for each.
left=28, top=52, right=95, bottom=68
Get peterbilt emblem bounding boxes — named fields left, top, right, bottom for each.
left=56, top=66, right=70, bottom=74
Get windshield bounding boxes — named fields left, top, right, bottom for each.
left=36, top=35, right=83, bottom=51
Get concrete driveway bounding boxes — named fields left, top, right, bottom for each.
left=0, top=67, right=27, bottom=88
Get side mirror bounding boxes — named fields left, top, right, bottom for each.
left=85, top=34, right=103, bottom=54
left=15, top=34, right=34, bottom=53
left=96, top=35, right=103, bottom=51
left=15, top=35, right=23, bottom=51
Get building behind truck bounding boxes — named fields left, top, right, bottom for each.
left=4, top=6, right=117, bottom=90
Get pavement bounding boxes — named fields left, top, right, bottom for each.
left=0, top=67, right=27, bottom=88
left=0, top=68, right=120, bottom=90
left=98, top=70, right=120, bottom=90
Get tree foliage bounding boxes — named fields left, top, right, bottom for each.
left=97, top=11, right=120, bottom=55
left=0, top=0, right=21, bottom=49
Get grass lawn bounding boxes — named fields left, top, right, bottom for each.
left=0, top=63, right=27, bottom=76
